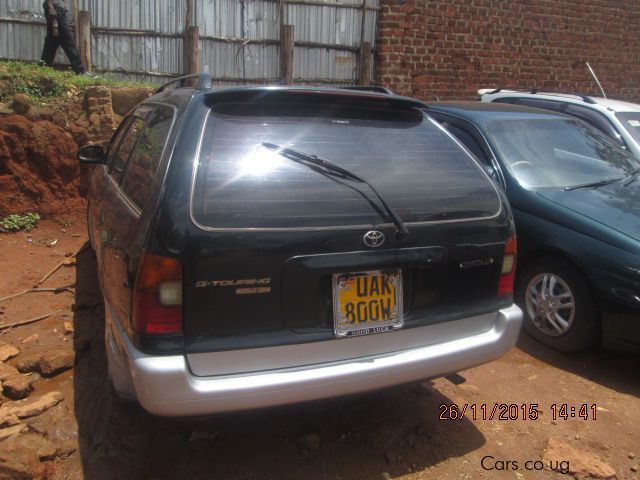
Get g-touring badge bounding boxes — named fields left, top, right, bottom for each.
left=363, top=230, right=385, bottom=248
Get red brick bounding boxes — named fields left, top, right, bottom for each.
left=376, top=0, right=640, bottom=102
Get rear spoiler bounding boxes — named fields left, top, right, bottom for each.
left=204, top=87, right=428, bottom=110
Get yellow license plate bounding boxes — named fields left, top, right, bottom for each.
left=333, top=270, right=403, bottom=337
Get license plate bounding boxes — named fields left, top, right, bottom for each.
left=332, top=270, right=403, bottom=337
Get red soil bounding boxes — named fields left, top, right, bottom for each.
left=0, top=115, right=89, bottom=218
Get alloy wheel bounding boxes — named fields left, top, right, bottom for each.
left=525, top=272, right=575, bottom=337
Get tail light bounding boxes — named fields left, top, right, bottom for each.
left=133, top=252, right=183, bottom=335
left=498, top=235, right=517, bottom=296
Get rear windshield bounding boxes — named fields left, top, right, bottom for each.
left=191, top=102, right=500, bottom=229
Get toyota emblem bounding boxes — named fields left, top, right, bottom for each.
left=363, top=230, right=385, bottom=248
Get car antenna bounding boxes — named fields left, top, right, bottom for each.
left=586, top=61, right=607, bottom=99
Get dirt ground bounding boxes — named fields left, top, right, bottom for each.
left=0, top=216, right=639, bottom=480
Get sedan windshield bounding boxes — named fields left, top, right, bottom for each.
left=486, top=118, right=639, bottom=189
left=616, top=112, right=640, bottom=144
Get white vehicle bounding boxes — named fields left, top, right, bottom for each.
left=479, top=89, right=640, bottom=159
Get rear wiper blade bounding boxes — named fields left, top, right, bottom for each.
left=623, top=167, right=640, bottom=186
left=262, top=143, right=409, bottom=238
left=563, top=177, right=623, bottom=191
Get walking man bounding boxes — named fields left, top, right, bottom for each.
left=41, top=0, right=86, bottom=74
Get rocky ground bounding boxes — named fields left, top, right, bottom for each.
left=0, top=217, right=638, bottom=480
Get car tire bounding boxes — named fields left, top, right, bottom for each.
left=516, top=258, right=598, bottom=352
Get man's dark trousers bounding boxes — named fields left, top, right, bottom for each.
left=41, top=0, right=85, bottom=74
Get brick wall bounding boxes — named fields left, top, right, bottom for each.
left=376, top=0, right=640, bottom=102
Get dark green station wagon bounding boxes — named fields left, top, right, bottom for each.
left=78, top=75, right=522, bottom=416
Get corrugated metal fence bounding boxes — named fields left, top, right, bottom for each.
left=0, top=0, right=379, bottom=85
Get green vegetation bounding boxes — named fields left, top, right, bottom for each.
left=0, top=213, right=41, bottom=232
left=0, top=60, right=154, bottom=103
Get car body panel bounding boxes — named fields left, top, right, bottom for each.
left=536, top=184, right=640, bottom=243
left=105, top=298, right=522, bottom=416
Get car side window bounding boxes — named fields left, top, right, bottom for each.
left=105, top=116, right=133, bottom=168
left=444, top=123, right=489, bottom=164
left=110, top=117, right=146, bottom=184
left=120, top=106, right=175, bottom=210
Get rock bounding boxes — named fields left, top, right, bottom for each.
left=631, top=453, right=637, bottom=459
left=6, top=433, right=57, bottom=461
left=0, top=437, right=47, bottom=480
left=63, top=322, right=74, bottom=335
left=55, top=439, right=77, bottom=459
left=15, top=354, right=41, bottom=374
left=0, top=411, right=20, bottom=428
left=0, top=391, right=64, bottom=419
left=299, top=433, right=321, bottom=452
left=20, top=334, right=39, bottom=345
left=11, top=93, right=32, bottom=115
left=2, top=374, right=39, bottom=400
left=38, top=351, right=75, bottom=377
left=88, top=112, right=102, bottom=127
left=75, top=116, right=90, bottom=129
left=543, top=437, right=616, bottom=479
left=85, top=86, right=111, bottom=99
left=0, top=103, right=12, bottom=116
left=0, top=362, right=19, bottom=382
left=0, top=342, right=19, bottom=362
left=110, top=88, right=152, bottom=116
left=23, top=412, right=76, bottom=442
left=0, top=423, right=27, bottom=441
left=632, top=465, right=639, bottom=473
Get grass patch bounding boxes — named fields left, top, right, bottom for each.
left=0, top=60, right=154, bottom=103
left=0, top=213, right=41, bottom=232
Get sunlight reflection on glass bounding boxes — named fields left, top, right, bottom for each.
left=238, top=144, right=284, bottom=176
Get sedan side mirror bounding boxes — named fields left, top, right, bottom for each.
left=78, top=145, right=106, bottom=164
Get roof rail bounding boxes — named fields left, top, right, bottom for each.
left=340, top=86, right=395, bottom=94
left=480, top=88, right=597, bottom=104
left=529, top=88, right=597, bottom=104
left=155, top=73, right=213, bottom=94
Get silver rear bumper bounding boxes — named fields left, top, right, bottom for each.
left=106, top=304, right=522, bottom=416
